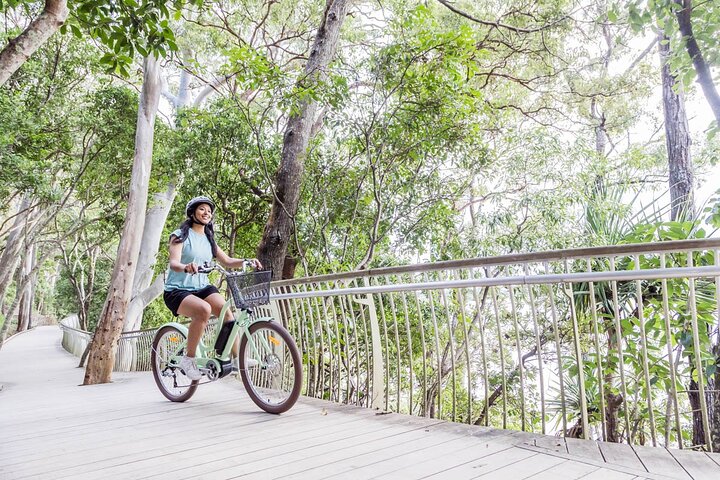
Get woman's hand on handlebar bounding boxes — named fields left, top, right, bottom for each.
left=246, top=258, right=263, bottom=270
left=196, top=262, right=216, bottom=274
left=183, top=262, right=199, bottom=274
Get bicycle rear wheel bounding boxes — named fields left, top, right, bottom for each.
left=239, top=321, right=302, bottom=414
left=151, top=325, right=198, bottom=402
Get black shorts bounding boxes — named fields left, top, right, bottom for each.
left=163, top=285, right=220, bottom=317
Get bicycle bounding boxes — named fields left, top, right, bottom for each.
left=151, top=261, right=302, bottom=414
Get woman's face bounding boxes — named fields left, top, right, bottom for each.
left=194, top=203, right=213, bottom=224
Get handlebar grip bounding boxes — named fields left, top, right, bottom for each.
left=196, top=262, right=215, bottom=274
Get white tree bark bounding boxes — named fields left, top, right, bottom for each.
left=16, top=243, right=35, bottom=333
left=84, top=55, right=162, bottom=385
left=122, top=185, right=177, bottom=332
left=121, top=63, right=194, bottom=333
left=0, top=0, right=68, bottom=86
left=0, top=197, right=31, bottom=312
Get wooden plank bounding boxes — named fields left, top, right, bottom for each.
left=1, top=327, right=683, bottom=480
left=669, top=448, right=720, bottom=480
left=565, top=437, right=604, bottom=463
left=598, top=441, right=646, bottom=471
left=706, top=451, right=720, bottom=468
left=272, top=426, right=477, bottom=479
left=579, top=468, right=640, bottom=480
left=527, top=460, right=600, bottom=480
left=533, top=435, right=568, bottom=454
left=472, top=450, right=565, bottom=478
left=48, top=406, right=403, bottom=480
left=632, top=445, right=690, bottom=479
left=8, top=405, right=359, bottom=479
left=163, top=417, right=446, bottom=479
left=372, top=443, right=519, bottom=479
left=421, top=446, right=537, bottom=478
left=318, top=435, right=487, bottom=479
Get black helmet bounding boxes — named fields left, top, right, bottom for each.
left=185, top=196, right=215, bottom=217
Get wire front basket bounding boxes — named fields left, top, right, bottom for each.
left=226, top=270, right=272, bottom=309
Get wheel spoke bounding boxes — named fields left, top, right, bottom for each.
left=240, top=323, right=301, bottom=413
left=152, top=326, right=197, bottom=402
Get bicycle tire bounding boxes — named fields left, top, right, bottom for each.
left=151, top=325, right=198, bottom=402
left=239, top=321, right=302, bottom=414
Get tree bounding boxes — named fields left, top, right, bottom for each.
left=1, top=0, right=197, bottom=86
left=256, top=0, right=350, bottom=278
left=672, top=0, right=720, bottom=125
left=659, top=33, right=694, bottom=221
left=83, top=55, right=162, bottom=385
left=0, top=0, right=68, bottom=85
left=624, top=0, right=720, bottom=126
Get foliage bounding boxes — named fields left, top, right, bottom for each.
left=0, top=0, right=204, bottom=75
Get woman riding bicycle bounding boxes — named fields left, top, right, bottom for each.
left=163, top=195, right=262, bottom=381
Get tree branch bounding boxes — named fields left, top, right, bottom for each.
left=674, top=0, right=720, bottom=124
left=436, top=0, right=568, bottom=34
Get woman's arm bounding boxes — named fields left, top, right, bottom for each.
left=215, top=245, right=262, bottom=269
left=168, top=238, right=198, bottom=274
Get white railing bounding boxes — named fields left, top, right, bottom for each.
left=58, top=239, right=720, bottom=451
left=270, top=239, right=720, bottom=451
left=59, top=315, right=217, bottom=372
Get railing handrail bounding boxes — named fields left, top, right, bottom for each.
left=59, top=317, right=182, bottom=337
left=272, top=265, right=720, bottom=300
left=271, top=238, right=720, bottom=287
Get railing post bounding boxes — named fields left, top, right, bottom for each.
left=355, top=278, right=385, bottom=410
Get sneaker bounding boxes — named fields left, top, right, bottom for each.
left=179, top=355, right=202, bottom=381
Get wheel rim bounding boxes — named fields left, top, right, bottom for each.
left=244, top=326, right=297, bottom=407
left=153, top=328, right=194, bottom=398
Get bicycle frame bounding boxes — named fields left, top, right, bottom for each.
left=164, top=296, right=276, bottom=378
left=152, top=263, right=301, bottom=412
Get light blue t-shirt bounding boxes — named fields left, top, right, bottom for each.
left=164, top=228, right=214, bottom=291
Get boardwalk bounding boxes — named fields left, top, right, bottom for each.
left=1, top=327, right=719, bottom=479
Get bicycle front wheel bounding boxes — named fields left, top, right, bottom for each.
left=151, top=325, right=198, bottom=402
left=239, top=321, right=302, bottom=414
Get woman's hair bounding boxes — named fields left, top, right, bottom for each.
left=171, top=218, right=218, bottom=257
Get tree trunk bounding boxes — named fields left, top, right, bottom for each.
left=688, top=379, right=707, bottom=448
left=0, top=0, right=68, bottom=86
left=0, top=197, right=32, bottom=312
left=120, top=61, right=190, bottom=333
left=674, top=0, right=720, bottom=125
left=0, top=245, right=50, bottom=349
left=123, top=184, right=177, bottom=332
left=15, top=243, right=35, bottom=333
left=659, top=33, right=694, bottom=222
left=83, top=55, right=162, bottom=385
left=256, top=0, right=350, bottom=278
left=712, top=343, right=720, bottom=451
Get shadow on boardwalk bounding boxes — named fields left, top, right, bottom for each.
left=1, top=326, right=717, bottom=479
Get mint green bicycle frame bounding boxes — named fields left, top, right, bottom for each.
left=165, top=297, right=276, bottom=376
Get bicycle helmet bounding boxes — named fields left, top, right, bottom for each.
left=185, top=196, right=216, bottom=217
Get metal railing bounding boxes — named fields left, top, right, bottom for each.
left=57, top=239, right=720, bottom=451
left=59, top=315, right=219, bottom=372
left=270, top=239, right=720, bottom=451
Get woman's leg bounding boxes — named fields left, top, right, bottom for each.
left=204, top=292, right=239, bottom=356
left=177, top=295, right=212, bottom=357
left=204, top=293, right=233, bottom=322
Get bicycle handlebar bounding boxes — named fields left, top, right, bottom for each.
left=196, top=261, right=255, bottom=275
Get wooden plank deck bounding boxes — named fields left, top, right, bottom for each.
left=0, top=327, right=716, bottom=479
